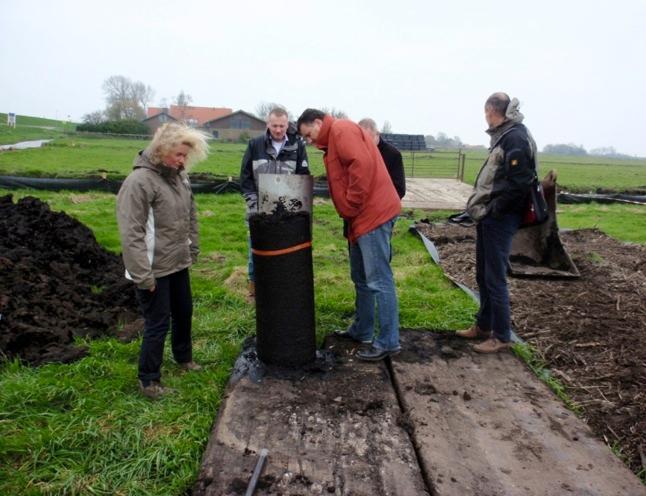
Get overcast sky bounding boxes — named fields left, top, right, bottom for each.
left=2, top=0, right=645, bottom=156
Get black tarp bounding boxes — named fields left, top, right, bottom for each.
left=0, top=175, right=331, bottom=196
left=558, top=192, right=646, bottom=205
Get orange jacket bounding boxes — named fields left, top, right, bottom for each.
left=316, top=116, right=401, bottom=243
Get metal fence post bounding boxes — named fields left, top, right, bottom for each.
left=455, top=148, right=462, bottom=179
left=458, top=151, right=465, bottom=181
left=411, top=152, right=415, bottom=177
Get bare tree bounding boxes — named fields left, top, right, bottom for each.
left=542, top=143, right=587, bottom=156
left=255, top=102, right=291, bottom=120
left=131, top=81, right=155, bottom=113
left=322, top=107, right=348, bottom=119
left=426, top=131, right=463, bottom=149
left=102, top=75, right=154, bottom=121
left=82, top=110, right=106, bottom=125
left=103, top=76, right=130, bottom=120
left=381, top=120, right=392, bottom=133
left=174, top=90, right=193, bottom=107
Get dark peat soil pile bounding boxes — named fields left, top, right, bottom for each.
left=0, top=195, right=138, bottom=365
left=416, top=222, right=646, bottom=477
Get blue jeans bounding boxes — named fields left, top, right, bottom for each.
left=475, top=212, right=521, bottom=342
left=347, top=217, right=400, bottom=351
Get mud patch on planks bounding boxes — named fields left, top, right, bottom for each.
left=192, top=335, right=428, bottom=495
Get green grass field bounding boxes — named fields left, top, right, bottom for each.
left=557, top=203, right=646, bottom=243
left=461, top=150, right=646, bottom=192
left=0, top=134, right=328, bottom=179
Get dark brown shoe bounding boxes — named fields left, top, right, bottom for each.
left=178, top=361, right=202, bottom=371
left=333, top=329, right=373, bottom=345
left=139, top=380, right=175, bottom=399
left=455, top=324, right=489, bottom=339
left=473, top=338, right=512, bottom=353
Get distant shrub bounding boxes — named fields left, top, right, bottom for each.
left=76, top=120, right=149, bottom=135
left=238, top=131, right=251, bottom=143
left=542, top=143, right=587, bottom=156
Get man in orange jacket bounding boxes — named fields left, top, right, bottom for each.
left=297, top=109, right=401, bottom=361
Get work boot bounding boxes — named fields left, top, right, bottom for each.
left=473, top=337, right=512, bottom=354
left=333, top=329, right=372, bottom=345
left=455, top=324, right=489, bottom=339
left=139, top=380, right=175, bottom=399
left=178, top=361, right=202, bottom=371
left=356, top=345, right=401, bottom=362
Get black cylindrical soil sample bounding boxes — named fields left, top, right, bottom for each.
left=249, top=211, right=316, bottom=367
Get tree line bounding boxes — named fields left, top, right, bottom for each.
left=424, top=134, right=630, bottom=157
left=542, top=143, right=632, bottom=158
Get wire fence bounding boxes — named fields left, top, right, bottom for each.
left=401, top=150, right=466, bottom=179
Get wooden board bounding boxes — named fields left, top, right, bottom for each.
left=391, top=331, right=646, bottom=496
left=401, top=178, right=473, bottom=210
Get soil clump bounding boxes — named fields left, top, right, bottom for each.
left=0, top=195, right=138, bottom=365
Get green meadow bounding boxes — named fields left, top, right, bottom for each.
left=460, top=150, right=646, bottom=192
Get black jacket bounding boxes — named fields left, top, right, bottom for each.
left=378, top=137, right=406, bottom=199
left=240, top=130, right=310, bottom=210
left=467, top=122, right=536, bottom=221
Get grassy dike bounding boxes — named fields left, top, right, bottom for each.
left=0, top=190, right=476, bottom=495
left=0, top=116, right=76, bottom=146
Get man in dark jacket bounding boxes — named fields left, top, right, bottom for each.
left=240, top=107, right=309, bottom=297
left=457, top=93, right=536, bottom=353
left=358, top=118, right=406, bottom=199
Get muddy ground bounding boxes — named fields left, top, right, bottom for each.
left=0, top=195, right=138, bottom=365
left=415, top=222, right=646, bottom=476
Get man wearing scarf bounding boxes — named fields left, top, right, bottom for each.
left=458, top=93, right=537, bottom=353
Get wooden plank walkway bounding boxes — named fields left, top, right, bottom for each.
left=402, top=178, right=473, bottom=210
left=192, top=332, right=646, bottom=495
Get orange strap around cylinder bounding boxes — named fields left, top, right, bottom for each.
left=251, top=241, right=312, bottom=257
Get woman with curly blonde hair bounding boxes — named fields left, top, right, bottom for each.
left=116, top=123, right=209, bottom=399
